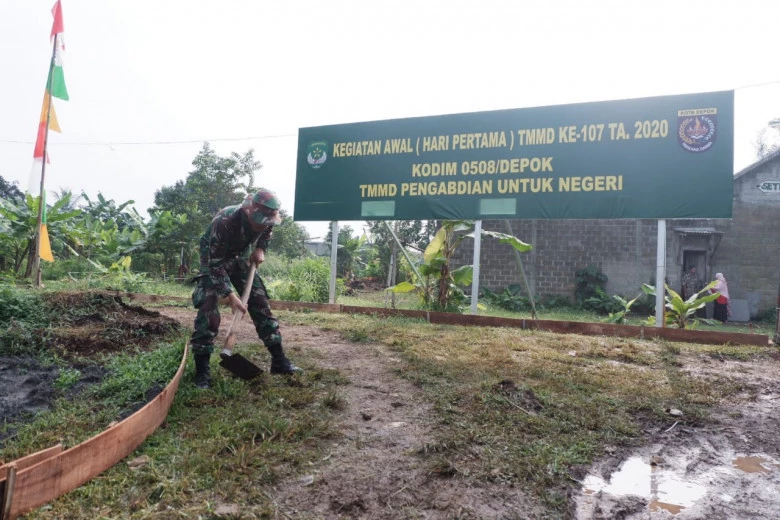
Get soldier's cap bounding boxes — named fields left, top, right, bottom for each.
left=242, top=189, right=281, bottom=225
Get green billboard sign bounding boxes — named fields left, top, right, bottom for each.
left=294, top=91, right=734, bottom=221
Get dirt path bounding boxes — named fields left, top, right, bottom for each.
left=160, top=307, right=543, bottom=519
left=161, top=306, right=780, bottom=519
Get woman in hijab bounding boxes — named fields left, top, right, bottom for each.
left=711, top=273, right=730, bottom=323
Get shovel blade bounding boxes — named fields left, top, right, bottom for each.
left=219, top=352, right=262, bottom=380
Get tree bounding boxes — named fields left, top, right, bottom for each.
left=0, top=175, right=24, bottom=271
left=367, top=220, right=435, bottom=280
left=151, top=143, right=262, bottom=272
left=325, top=224, right=363, bottom=276
left=388, top=220, right=531, bottom=312
left=753, top=124, right=780, bottom=159
left=80, top=192, right=136, bottom=231
left=270, top=210, right=309, bottom=259
left=0, top=192, right=83, bottom=276
left=0, top=175, right=23, bottom=201
left=642, top=282, right=720, bottom=329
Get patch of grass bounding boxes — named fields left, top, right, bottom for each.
left=3, top=299, right=773, bottom=518
left=321, top=390, right=347, bottom=410
left=43, top=278, right=194, bottom=299
left=0, top=331, right=345, bottom=519
left=279, top=309, right=767, bottom=515
left=54, top=367, right=81, bottom=391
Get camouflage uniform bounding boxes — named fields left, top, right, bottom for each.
left=190, top=191, right=282, bottom=357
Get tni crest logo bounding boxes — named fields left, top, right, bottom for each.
left=307, top=141, right=328, bottom=169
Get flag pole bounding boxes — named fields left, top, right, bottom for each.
left=33, top=33, right=59, bottom=287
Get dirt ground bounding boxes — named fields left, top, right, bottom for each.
left=572, top=351, right=780, bottom=520
left=3, top=296, right=779, bottom=518
left=158, top=306, right=780, bottom=519
left=161, top=306, right=544, bottom=519
left=0, top=293, right=179, bottom=445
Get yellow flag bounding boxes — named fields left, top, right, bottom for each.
left=39, top=93, right=61, bottom=133
left=40, top=224, right=54, bottom=262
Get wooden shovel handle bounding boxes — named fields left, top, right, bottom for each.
left=225, top=262, right=257, bottom=339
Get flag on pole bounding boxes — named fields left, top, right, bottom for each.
left=48, top=1, right=69, bottom=101
left=31, top=0, right=69, bottom=263
left=40, top=194, right=54, bottom=263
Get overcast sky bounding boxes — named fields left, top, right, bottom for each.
left=2, top=0, right=780, bottom=239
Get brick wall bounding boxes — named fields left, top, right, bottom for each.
left=452, top=157, right=780, bottom=314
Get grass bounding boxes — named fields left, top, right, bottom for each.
left=34, top=277, right=777, bottom=335
left=1, top=284, right=775, bottom=517
left=341, top=288, right=776, bottom=335
left=277, top=310, right=771, bottom=510
left=0, top=334, right=348, bottom=519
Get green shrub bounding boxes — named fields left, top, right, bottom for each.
left=265, top=257, right=330, bottom=303
left=361, top=257, right=384, bottom=279
left=754, top=307, right=777, bottom=325
left=538, top=294, right=574, bottom=309
left=575, top=264, right=608, bottom=305
left=258, top=255, right=294, bottom=280
left=483, top=284, right=535, bottom=312
left=41, top=257, right=94, bottom=281
left=583, top=287, right=623, bottom=315
left=0, top=287, right=49, bottom=357
left=130, top=252, right=166, bottom=278
left=0, top=287, right=46, bottom=328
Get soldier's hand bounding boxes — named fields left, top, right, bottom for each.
left=224, top=292, right=247, bottom=314
left=250, top=248, right=265, bottom=266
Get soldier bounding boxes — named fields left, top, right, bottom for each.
left=189, top=188, right=300, bottom=389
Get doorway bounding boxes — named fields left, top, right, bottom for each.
left=682, top=251, right=706, bottom=290
left=682, top=250, right=708, bottom=316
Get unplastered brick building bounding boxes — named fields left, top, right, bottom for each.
left=452, top=152, right=780, bottom=320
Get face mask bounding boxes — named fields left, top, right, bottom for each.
left=251, top=210, right=281, bottom=227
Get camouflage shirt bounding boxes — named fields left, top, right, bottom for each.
left=198, top=205, right=273, bottom=297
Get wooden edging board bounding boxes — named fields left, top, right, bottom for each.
left=0, top=445, right=62, bottom=483
left=0, top=344, right=189, bottom=519
left=106, top=290, right=770, bottom=347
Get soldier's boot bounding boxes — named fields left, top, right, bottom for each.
left=194, top=353, right=212, bottom=389
left=267, top=344, right=302, bottom=375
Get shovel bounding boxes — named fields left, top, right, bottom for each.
left=219, top=263, right=262, bottom=380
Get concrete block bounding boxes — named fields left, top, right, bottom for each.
left=729, top=299, right=750, bottom=322
left=747, top=292, right=760, bottom=318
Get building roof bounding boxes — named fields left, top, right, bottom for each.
left=672, top=227, right=723, bottom=235
left=734, top=149, right=780, bottom=181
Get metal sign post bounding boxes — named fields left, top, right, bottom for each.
left=329, top=221, right=338, bottom=304
left=655, top=219, right=667, bottom=327
left=471, top=220, right=482, bottom=315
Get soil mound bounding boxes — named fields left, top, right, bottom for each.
left=1, top=292, right=181, bottom=442
left=40, top=292, right=180, bottom=358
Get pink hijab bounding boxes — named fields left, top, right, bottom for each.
left=713, top=273, right=729, bottom=300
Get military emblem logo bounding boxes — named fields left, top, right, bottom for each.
left=307, top=141, right=328, bottom=169
left=678, top=108, right=717, bottom=153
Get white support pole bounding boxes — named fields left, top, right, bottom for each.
left=471, top=220, right=482, bottom=315
left=329, top=221, right=339, bottom=304
left=655, top=219, right=667, bottom=327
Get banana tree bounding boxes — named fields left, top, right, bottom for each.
left=388, top=221, right=532, bottom=312
left=642, top=282, right=720, bottom=329
left=0, top=193, right=83, bottom=277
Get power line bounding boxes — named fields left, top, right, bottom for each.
left=0, top=132, right=297, bottom=146
left=2, top=79, right=780, bottom=147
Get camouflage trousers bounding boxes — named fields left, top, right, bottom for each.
left=190, top=260, right=281, bottom=356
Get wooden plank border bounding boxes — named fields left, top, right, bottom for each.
left=107, top=291, right=770, bottom=346
left=2, top=344, right=188, bottom=519
left=0, top=445, right=62, bottom=485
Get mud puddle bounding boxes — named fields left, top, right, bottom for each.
left=575, top=449, right=780, bottom=518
